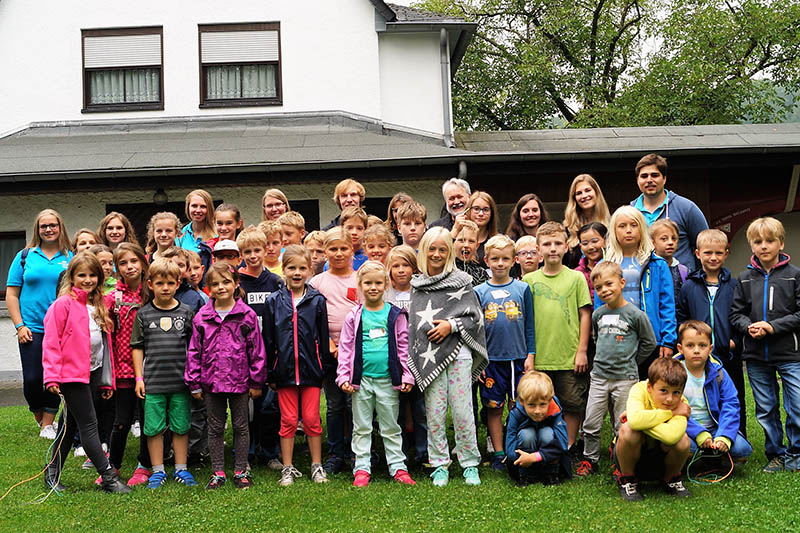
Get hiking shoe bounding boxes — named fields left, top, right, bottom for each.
left=147, top=471, right=168, bottom=489
left=173, top=469, right=198, bottom=486
left=323, top=455, right=346, bottom=475
left=267, top=458, right=284, bottom=471
left=206, top=474, right=226, bottom=490
left=127, top=467, right=151, bottom=487
left=353, top=470, right=370, bottom=487
left=39, top=424, right=57, bottom=440
left=463, top=466, right=481, bottom=486
left=576, top=460, right=598, bottom=477
left=617, top=475, right=643, bottom=502
left=233, top=471, right=253, bottom=489
left=95, top=468, right=120, bottom=486
left=393, top=469, right=416, bottom=486
left=279, top=465, right=302, bottom=487
left=662, top=475, right=691, bottom=497
left=99, top=469, right=131, bottom=494
left=310, top=463, right=328, bottom=483
left=490, top=453, right=506, bottom=471
left=430, top=466, right=449, bottom=487
left=763, top=456, right=785, bottom=473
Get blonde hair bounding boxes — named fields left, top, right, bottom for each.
left=160, top=246, right=191, bottom=263
left=184, top=189, right=215, bottom=241
left=145, top=211, right=181, bottom=254
left=71, top=228, right=99, bottom=252
left=536, top=221, right=568, bottom=241
left=333, top=179, right=365, bottom=207
left=261, top=189, right=291, bottom=222
left=417, top=227, right=455, bottom=276
left=590, top=261, right=623, bottom=284
left=517, top=371, right=554, bottom=403
left=455, top=219, right=479, bottom=238
left=29, top=209, right=71, bottom=254
left=563, top=174, right=611, bottom=248
left=514, top=235, right=537, bottom=253
left=149, top=257, right=181, bottom=282
left=282, top=244, right=311, bottom=270
left=367, top=215, right=384, bottom=228
left=386, top=245, right=419, bottom=274
left=357, top=260, right=390, bottom=286
left=746, top=217, right=785, bottom=244
left=605, top=206, right=653, bottom=264
left=98, top=212, right=138, bottom=247
left=324, top=227, right=351, bottom=249
left=185, top=249, right=202, bottom=264
left=649, top=218, right=679, bottom=239
left=304, top=230, right=326, bottom=247
left=696, top=229, right=729, bottom=249
left=257, top=221, right=282, bottom=240
left=362, top=224, right=394, bottom=248
left=484, top=234, right=515, bottom=257
left=397, top=202, right=427, bottom=224
left=277, top=211, right=305, bottom=231
left=236, top=225, right=268, bottom=251
left=60, top=252, right=111, bottom=331
left=340, top=207, right=368, bottom=228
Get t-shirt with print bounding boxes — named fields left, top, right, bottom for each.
left=523, top=267, right=591, bottom=370
left=361, top=303, right=391, bottom=378
left=620, top=257, right=642, bottom=307
left=681, top=363, right=714, bottom=429
left=474, top=279, right=535, bottom=361
left=130, top=301, right=194, bottom=394
left=592, top=303, right=657, bottom=380
left=384, top=288, right=411, bottom=312
left=309, top=271, right=362, bottom=344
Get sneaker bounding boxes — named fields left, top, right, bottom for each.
left=147, top=470, right=168, bottom=489
left=763, top=456, right=785, bottom=473
left=39, top=424, right=57, bottom=440
left=232, top=471, right=253, bottom=489
left=576, top=460, right=598, bottom=477
left=95, top=468, right=120, bottom=486
left=323, top=455, right=346, bottom=475
left=542, top=471, right=561, bottom=486
left=463, top=466, right=481, bottom=486
left=617, top=475, right=643, bottom=502
left=353, top=470, right=370, bottom=487
left=206, top=474, right=226, bottom=490
left=490, top=453, right=506, bottom=471
left=430, top=466, right=449, bottom=487
left=310, top=463, right=328, bottom=484
left=82, top=458, right=94, bottom=470
left=131, top=421, right=141, bottom=438
left=568, top=442, right=583, bottom=468
left=279, top=465, right=302, bottom=487
left=267, top=458, right=284, bottom=471
left=173, top=469, right=199, bottom=486
left=127, top=467, right=151, bottom=487
left=662, top=475, right=692, bottom=497
left=393, top=469, right=416, bottom=486
left=73, top=446, right=86, bottom=458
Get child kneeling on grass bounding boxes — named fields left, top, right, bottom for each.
left=337, top=261, right=416, bottom=486
left=505, top=371, right=569, bottom=486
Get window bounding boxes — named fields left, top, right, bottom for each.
left=1, top=232, right=27, bottom=299
left=199, top=23, right=282, bottom=107
left=82, top=27, right=163, bottom=112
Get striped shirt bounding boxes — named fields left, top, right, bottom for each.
left=131, top=301, right=194, bottom=394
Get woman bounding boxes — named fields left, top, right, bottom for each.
left=98, top=212, right=138, bottom=250
left=505, top=193, right=550, bottom=242
left=454, top=191, right=499, bottom=265
left=175, top=189, right=215, bottom=253
left=563, top=174, right=610, bottom=268
left=5, top=209, right=73, bottom=437
left=261, top=188, right=291, bottom=222
left=386, top=192, right=413, bottom=245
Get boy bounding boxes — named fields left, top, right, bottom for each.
left=185, top=250, right=206, bottom=291
left=614, top=358, right=692, bottom=501
left=514, top=235, right=540, bottom=279
left=258, top=221, right=283, bottom=277
left=475, top=235, right=536, bottom=470
left=731, top=216, right=800, bottom=472
left=211, top=239, right=241, bottom=268
left=131, top=259, right=198, bottom=488
left=278, top=211, right=306, bottom=247
left=677, top=229, right=746, bottom=436
left=339, top=206, right=368, bottom=270
left=309, top=227, right=362, bottom=474
left=523, top=222, right=591, bottom=450
left=650, top=219, right=688, bottom=306
left=396, top=202, right=426, bottom=251
left=674, top=320, right=752, bottom=461
left=304, top=231, right=327, bottom=275
left=454, top=220, right=488, bottom=287
left=161, top=247, right=205, bottom=313
left=362, top=223, right=394, bottom=265
left=505, top=371, right=569, bottom=486
left=577, top=262, right=657, bottom=476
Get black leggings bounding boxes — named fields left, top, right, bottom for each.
left=108, top=388, right=137, bottom=470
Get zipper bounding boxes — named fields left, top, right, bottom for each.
left=794, top=333, right=798, bottom=352
left=707, top=288, right=716, bottom=347
left=293, top=306, right=300, bottom=385
left=769, top=286, right=775, bottom=311
left=763, top=273, right=770, bottom=360
left=703, top=382, right=719, bottom=428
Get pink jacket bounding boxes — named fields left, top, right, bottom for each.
left=43, top=288, right=115, bottom=390
left=336, top=303, right=413, bottom=391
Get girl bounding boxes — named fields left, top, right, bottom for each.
left=105, top=243, right=150, bottom=486
left=197, top=203, right=244, bottom=283
left=337, top=261, right=416, bottom=486
left=6, top=209, right=72, bottom=437
left=145, top=211, right=181, bottom=261
left=506, top=193, right=550, bottom=242
left=362, top=223, right=394, bottom=265
left=386, top=192, right=413, bottom=245
left=72, top=228, right=99, bottom=252
left=263, top=246, right=332, bottom=486
left=261, top=188, right=291, bottom=222
left=456, top=191, right=499, bottom=265
left=41, top=252, right=130, bottom=493
left=89, top=244, right=116, bottom=295
left=176, top=189, right=215, bottom=253
left=563, top=175, right=611, bottom=267
left=408, top=227, right=488, bottom=487
left=98, top=212, right=137, bottom=250
left=574, top=222, right=607, bottom=301
left=601, top=206, right=676, bottom=377
left=185, top=263, right=266, bottom=490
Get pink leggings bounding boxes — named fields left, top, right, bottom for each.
left=277, top=386, right=322, bottom=438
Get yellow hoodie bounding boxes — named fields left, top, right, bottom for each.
left=626, top=381, right=688, bottom=446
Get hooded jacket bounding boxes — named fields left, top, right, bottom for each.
left=104, top=279, right=143, bottom=381
left=239, top=267, right=284, bottom=318
left=730, top=253, right=800, bottom=363
left=677, top=266, right=738, bottom=360
left=505, top=397, right=570, bottom=477
left=185, top=298, right=266, bottom=394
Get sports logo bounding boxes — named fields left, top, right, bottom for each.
left=174, top=317, right=185, bottom=331
left=160, top=317, right=173, bottom=331
left=148, top=322, right=158, bottom=329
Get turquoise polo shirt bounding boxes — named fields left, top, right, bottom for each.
left=634, top=190, right=669, bottom=226
left=174, top=223, right=208, bottom=254
left=6, top=247, right=72, bottom=332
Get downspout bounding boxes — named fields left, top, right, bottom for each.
left=440, top=28, right=455, bottom=148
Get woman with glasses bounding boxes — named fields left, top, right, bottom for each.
left=453, top=191, right=499, bottom=266
left=563, top=174, right=611, bottom=267
left=5, top=209, right=73, bottom=438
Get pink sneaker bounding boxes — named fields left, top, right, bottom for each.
left=353, top=470, right=370, bottom=487
left=393, top=469, right=416, bottom=486
left=127, top=467, right=151, bottom=487
left=95, top=468, right=120, bottom=486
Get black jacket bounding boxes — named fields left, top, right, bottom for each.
left=677, top=267, right=739, bottom=360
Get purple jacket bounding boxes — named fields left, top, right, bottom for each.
left=185, top=298, right=266, bottom=394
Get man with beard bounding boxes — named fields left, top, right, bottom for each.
left=323, top=179, right=366, bottom=230
left=429, top=178, right=471, bottom=231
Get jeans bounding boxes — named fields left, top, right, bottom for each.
left=19, top=332, right=60, bottom=414
left=351, top=376, right=406, bottom=476
left=508, top=426, right=556, bottom=482
left=746, top=360, right=800, bottom=461
left=324, top=369, right=352, bottom=459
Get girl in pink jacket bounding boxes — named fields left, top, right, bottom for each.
left=41, top=252, right=130, bottom=494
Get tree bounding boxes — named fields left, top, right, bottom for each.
left=415, top=0, right=800, bottom=129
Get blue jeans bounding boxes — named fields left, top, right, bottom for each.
left=518, top=426, right=555, bottom=454
left=689, top=432, right=753, bottom=459
left=19, top=332, right=60, bottom=414
left=324, top=370, right=352, bottom=459
left=747, top=360, right=800, bottom=461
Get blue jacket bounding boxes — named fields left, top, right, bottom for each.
left=674, top=353, right=740, bottom=445
left=176, top=281, right=205, bottom=314
left=505, top=397, right=569, bottom=466
left=677, top=267, right=738, bottom=360
left=262, top=285, right=333, bottom=388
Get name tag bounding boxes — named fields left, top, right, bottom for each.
left=369, top=327, right=387, bottom=340
left=600, top=314, right=620, bottom=326
left=491, top=289, right=510, bottom=299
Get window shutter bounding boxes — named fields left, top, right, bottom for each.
left=84, top=34, right=162, bottom=68
left=201, top=31, right=279, bottom=64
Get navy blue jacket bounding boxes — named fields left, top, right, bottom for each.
left=239, top=267, right=283, bottom=318
left=176, top=281, right=205, bottom=314
left=677, top=267, right=738, bottom=360
left=505, top=397, right=571, bottom=479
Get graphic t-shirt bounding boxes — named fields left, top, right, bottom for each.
left=620, top=257, right=642, bottom=307
left=474, top=279, right=535, bottom=361
left=361, top=303, right=391, bottom=378
left=591, top=303, right=657, bottom=380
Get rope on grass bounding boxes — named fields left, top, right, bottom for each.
left=686, top=448, right=733, bottom=484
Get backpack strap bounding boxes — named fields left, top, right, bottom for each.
left=20, top=247, right=30, bottom=270
left=114, top=289, right=123, bottom=315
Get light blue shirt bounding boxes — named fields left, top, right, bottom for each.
left=634, top=191, right=669, bottom=226
left=174, top=223, right=207, bottom=254
left=682, top=366, right=714, bottom=429
left=620, top=257, right=642, bottom=308
left=6, top=247, right=73, bottom=332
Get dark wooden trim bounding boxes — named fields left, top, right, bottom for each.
left=198, top=22, right=280, bottom=32
left=0, top=231, right=27, bottom=300
left=82, top=26, right=163, bottom=37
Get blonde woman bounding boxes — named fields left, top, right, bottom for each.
left=563, top=174, right=610, bottom=267
left=176, top=189, right=215, bottom=253
left=261, top=188, right=291, bottom=222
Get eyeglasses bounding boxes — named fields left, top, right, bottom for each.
left=263, top=202, right=285, bottom=210
left=470, top=206, right=491, bottom=215
left=580, top=238, right=603, bottom=247
left=214, top=253, right=240, bottom=260
left=39, top=223, right=59, bottom=231
left=517, top=250, right=538, bottom=258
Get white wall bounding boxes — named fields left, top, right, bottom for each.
left=379, top=32, right=445, bottom=136
left=0, top=0, right=387, bottom=135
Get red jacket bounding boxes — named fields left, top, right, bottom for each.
left=104, top=280, right=143, bottom=381
left=43, top=288, right=115, bottom=390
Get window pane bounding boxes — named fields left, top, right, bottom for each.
left=90, top=70, right=126, bottom=104
left=206, top=64, right=276, bottom=99
left=1, top=235, right=26, bottom=293
left=125, top=69, right=160, bottom=102
left=242, top=65, right=276, bottom=98
left=89, top=68, right=160, bottom=104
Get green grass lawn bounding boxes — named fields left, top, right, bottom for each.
left=2, top=386, right=800, bottom=532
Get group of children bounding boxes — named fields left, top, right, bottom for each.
left=34, top=186, right=800, bottom=501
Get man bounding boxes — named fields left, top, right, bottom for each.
left=429, top=178, right=471, bottom=230
left=630, top=154, right=707, bottom=269
left=323, top=179, right=365, bottom=230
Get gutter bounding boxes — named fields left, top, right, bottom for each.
left=440, top=28, right=454, bottom=148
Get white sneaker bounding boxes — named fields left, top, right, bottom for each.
left=39, top=424, right=57, bottom=440
left=131, top=421, right=141, bottom=438
left=279, top=465, right=302, bottom=487
left=74, top=446, right=86, bottom=457
left=310, top=463, right=329, bottom=483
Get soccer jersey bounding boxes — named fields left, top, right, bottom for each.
left=131, top=301, right=194, bottom=394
